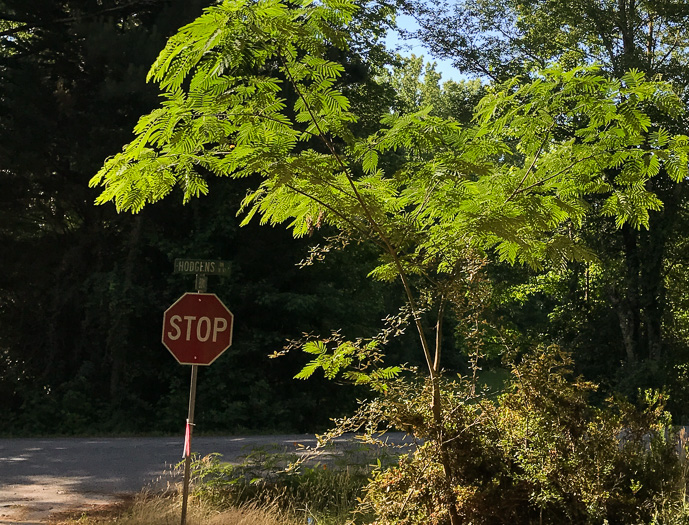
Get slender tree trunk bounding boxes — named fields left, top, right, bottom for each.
left=426, top=299, right=461, bottom=525
left=640, top=227, right=665, bottom=361
left=404, top=288, right=461, bottom=525
left=611, top=226, right=641, bottom=363
left=286, top=61, right=463, bottom=523
left=612, top=292, right=639, bottom=364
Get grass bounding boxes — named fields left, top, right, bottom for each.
left=54, top=443, right=388, bottom=525
left=188, top=445, right=379, bottom=524
left=54, top=493, right=302, bottom=525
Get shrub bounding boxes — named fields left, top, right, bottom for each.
left=358, top=346, right=683, bottom=525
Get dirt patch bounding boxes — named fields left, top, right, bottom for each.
left=48, top=494, right=138, bottom=524
left=0, top=479, right=135, bottom=524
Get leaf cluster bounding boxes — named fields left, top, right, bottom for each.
left=91, top=0, right=357, bottom=213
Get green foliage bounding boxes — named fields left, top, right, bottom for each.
left=92, top=6, right=689, bottom=271
left=358, top=347, right=684, bottom=525
left=91, top=0, right=357, bottom=212
left=379, top=54, right=486, bottom=121
left=408, top=0, right=689, bottom=397
left=188, top=445, right=382, bottom=524
left=411, top=0, right=689, bottom=82
left=293, top=334, right=402, bottom=392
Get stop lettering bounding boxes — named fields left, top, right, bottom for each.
left=166, top=315, right=229, bottom=343
left=162, top=293, right=234, bottom=365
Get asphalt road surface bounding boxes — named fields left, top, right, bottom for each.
left=0, top=434, right=409, bottom=524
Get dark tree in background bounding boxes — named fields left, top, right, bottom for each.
left=0, top=0, right=395, bottom=435
left=0, top=0, right=207, bottom=433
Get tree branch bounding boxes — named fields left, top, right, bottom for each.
left=505, top=127, right=552, bottom=204
left=279, top=49, right=438, bottom=380
left=433, top=296, right=446, bottom=374
left=512, top=152, right=600, bottom=197
left=284, top=183, right=383, bottom=247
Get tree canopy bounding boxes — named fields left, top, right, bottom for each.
left=411, top=0, right=689, bottom=82
left=92, top=0, right=689, bottom=286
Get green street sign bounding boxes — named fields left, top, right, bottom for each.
left=174, top=259, right=231, bottom=276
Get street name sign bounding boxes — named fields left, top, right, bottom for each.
left=173, top=259, right=231, bottom=276
left=162, top=292, right=234, bottom=365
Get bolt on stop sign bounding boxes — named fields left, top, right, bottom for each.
left=162, top=293, right=234, bottom=365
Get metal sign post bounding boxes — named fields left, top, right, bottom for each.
left=180, top=363, right=198, bottom=525
left=165, top=259, right=232, bottom=525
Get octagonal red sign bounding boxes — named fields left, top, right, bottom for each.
left=162, top=293, right=234, bottom=365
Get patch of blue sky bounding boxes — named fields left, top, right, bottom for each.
left=384, top=13, right=466, bottom=83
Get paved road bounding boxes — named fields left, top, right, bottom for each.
left=0, top=434, right=409, bottom=524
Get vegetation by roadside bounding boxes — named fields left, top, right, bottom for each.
left=54, top=446, right=376, bottom=525
left=56, top=350, right=689, bottom=524
left=53, top=495, right=302, bottom=525
left=52, top=442, right=689, bottom=525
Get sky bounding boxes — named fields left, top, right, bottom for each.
left=384, top=13, right=464, bottom=83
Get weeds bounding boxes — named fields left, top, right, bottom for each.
left=54, top=493, right=301, bottom=525
left=188, top=441, right=392, bottom=524
left=335, top=347, right=689, bottom=525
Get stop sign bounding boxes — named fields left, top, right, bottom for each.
left=162, top=293, right=234, bottom=365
